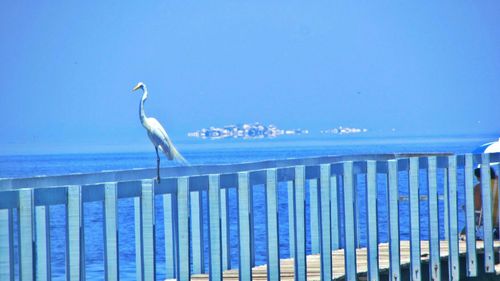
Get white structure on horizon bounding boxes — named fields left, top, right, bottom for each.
left=321, top=126, right=368, bottom=135
left=188, top=122, right=309, bottom=140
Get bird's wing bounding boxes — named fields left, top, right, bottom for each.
left=147, top=118, right=188, bottom=165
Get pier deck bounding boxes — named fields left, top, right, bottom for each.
left=190, top=241, right=500, bottom=281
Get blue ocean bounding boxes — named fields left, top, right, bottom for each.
left=0, top=136, right=495, bottom=280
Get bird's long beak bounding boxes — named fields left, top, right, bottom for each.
left=132, top=84, right=141, bottom=92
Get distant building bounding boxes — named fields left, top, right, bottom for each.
left=321, top=126, right=368, bottom=135
left=188, top=122, right=309, bottom=140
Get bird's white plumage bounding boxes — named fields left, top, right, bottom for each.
left=133, top=82, right=187, bottom=165
left=145, top=117, right=185, bottom=162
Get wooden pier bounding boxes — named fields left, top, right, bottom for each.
left=190, top=241, right=500, bottom=281
left=1, top=153, right=500, bottom=281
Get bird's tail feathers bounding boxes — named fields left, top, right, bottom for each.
left=171, top=145, right=189, bottom=166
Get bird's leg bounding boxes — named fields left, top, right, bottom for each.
left=156, top=147, right=161, bottom=183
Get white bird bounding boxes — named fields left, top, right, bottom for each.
left=132, top=82, right=187, bottom=182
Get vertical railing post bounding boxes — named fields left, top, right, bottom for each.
left=287, top=181, right=295, bottom=258
left=163, top=193, right=175, bottom=279
left=19, top=188, right=35, bottom=281
left=480, top=154, right=494, bottom=273
left=238, top=172, right=252, bottom=281
left=388, top=160, right=400, bottom=281
left=343, top=161, right=357, bottom=281
left=266, top=168, right=280, bottom=281
left=319, top=164, right=332, bottom=281
left=104, top=182, right=119, bottom=281
left=0, top=208, right=14, bottom=281
left=409, top=158, right=421, bottom=281
left=427, top=157, right=441, bottom=281
left=141, top=180, right=156, bottom=281
left=366, top=161, right=379, bottom=281
left=447, top=156, right=460, bottom=280
left=134, top=197, right=143, bottom=281
left=208, top=174, right=223, bottom=281
left=464, top=154, right=477, bottom=277
left=35, top=205, right=51, bottom=281
left=176, top=177, right=191, bottom=281
left=67, top=185, right=83, bottom=281
left=294, top=166, right=307, bottom=281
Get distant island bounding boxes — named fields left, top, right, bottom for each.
left=187, top=123, right=309, bottom=140
left=188, top=123, right=371, bottom=140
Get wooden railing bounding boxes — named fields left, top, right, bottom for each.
left=0, top=152, right=499, bottom=281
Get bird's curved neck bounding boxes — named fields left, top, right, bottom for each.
left=139, top=86, right=148, bottom=127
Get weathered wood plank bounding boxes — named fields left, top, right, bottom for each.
left=0, top=208, right=14, bottom=281
left=266, top=169, right=280, bottom=281
left=208, top=174, right=223, bottom=281
left=427, top=157, right=441, bottom=281
left=104, top=182, right=119, bottom=281
left=388, top=160, right=400, bottom=281
left=238, top=171, right=252, bottom=281
left=319, top=164, right=332, bottom=281
left=464, top=154, right=477, bottom=277
left=366, top=161, right=378, bottom=281
left=190, top=241, right=500, bottom=281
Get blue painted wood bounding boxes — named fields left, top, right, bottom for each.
left=480, top=154, right=495, bottom=273
left=287, top=181, right=295, bottom=259
left=464, top=154, right=477, bottom=277
left=191, top=191, right=204, bottom=274
left=35, top=187, right=66, bottom=206
left=0, top=208, right=14, bottom=281
left=104, top=183, right=119, bottom=281
left=249, top=175, right=256, bottom=269
left=443, top=168, right=449, bottom=240
left=0, top=191, right=18, bottom=209
left=353, top=174, right=361, bottom=249
left=81, top=184, right=105, bottom=203
left=388, top=160, right=401, bottom=281
left=343, top=161, right=357, bottom=281
left=208, top=174, right=223, bottom=281
left=447, top=156, right=460, bottom=280
left=238, top=172, right=252, bottom=281
left=294, top=166, right=307, bottom=281
left=319, top=164, right=332, bottom=281
left=220, top=188, right=231, bottom=270
left=118, top=181, right=142, bottom=199
left=134, top=197, right=143, bottom=281
left=163, top=194, right=175, bottom=278
left=141, top=180, right=156, bottom=281
left=35, top=205, right=51, bottom=281
left=427, top=157, right=441, bottom=281
left=309, top=178, right=320, bottom=254
left=265, top=169, right=280, bottom=281
left=176, top=177, right=191, bottom=281
left=155, top=178, right=179, bottom=195
left=409, top=157, right=421, bottom=281
left=1, top=154, right=440, bottom=191
left=66, top=185, right=83, bottom=281
left=366, top=161, right=379, bottom=281
left=330, top=175, right=340, bottom=251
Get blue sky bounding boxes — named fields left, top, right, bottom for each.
left=1, top=2, right=499, bottom=154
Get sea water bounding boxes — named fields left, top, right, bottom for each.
left=0, top=136, right=494, bottom=280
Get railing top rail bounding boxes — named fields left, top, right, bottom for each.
left=2, top=152, right=494, bottom=191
